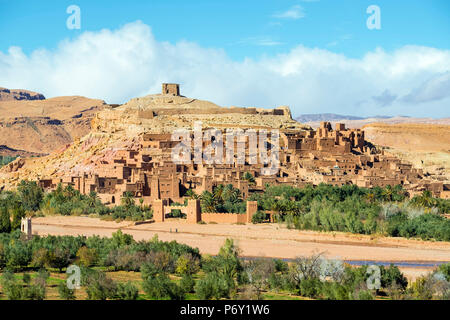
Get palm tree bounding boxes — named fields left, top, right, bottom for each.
left=121, top=191, right=135, bottom=208
left=213, top=185, right=224, bottom=203
left=382, top=185, right=393, bottom=202
left=418, top=190, right=434, bottom=208
left=87, top=191, right=99, bottom=207
left=185, top=189, right=199, bottom=200
left=200, top=191, right=217, bottom=213
left=221, top=184, right=241, bottom=204
left=243, top=172, right=256, bottom=186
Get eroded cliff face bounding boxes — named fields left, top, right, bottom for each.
left=0, top=94, right=107, bottom=155
left=363, top=123, right=450, bottom=182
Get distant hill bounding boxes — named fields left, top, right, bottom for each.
left=296, top=113, right=449, bottom=129
left=0, top=145, right=44, bottom=157
left=296, top=113, right=365, bottom=122
left=0, top=87, right=45, bottom=101
left=295, top=113, right=415, bottom=123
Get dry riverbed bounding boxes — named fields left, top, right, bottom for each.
left=31, top=216, right=450, bottom=281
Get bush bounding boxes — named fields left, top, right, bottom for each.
left=142, top=274, right=184, bottom=300
left=251, top=211, right=266, bottom=224
left=195, top=272, right=235, bottom=300
left=299, top=278, right=322, bottom=298
left=115, top=281, right=139, bottom=300
left=84, top=271, right=117, bottom=300
left=31, top=248, right=51, bottom=269
left=321, top=281, right=351, bottom=300
left=380, top=265, right=408, bottom=290
left=176, top=253, right=200, bottom=276
left=58, top=282, right=76, bottom=300
left=76, top=246, right=98, bottom=267
left=179, top=274, right=196, bottom=293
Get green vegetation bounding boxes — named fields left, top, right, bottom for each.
left=0, top=155, right=17, bottom=168
left=249, top=184, right=450, bottom=241
left=1, top=180, right=449, bottom=240
left=199, top=184, right=246, bottom=214
left=0, top=181, right=152, bottom=223
left=0, top=231, right=448, bottom=300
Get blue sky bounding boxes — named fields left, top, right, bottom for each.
left=0, top=0, right=449, bottom=118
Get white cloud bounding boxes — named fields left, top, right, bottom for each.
left=0, top=21, right=449, bottom=118
left=272, top=5, right=305, bottom=20
left=402, top=72, right=450, bottom=104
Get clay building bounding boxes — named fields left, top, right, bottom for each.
left=38, top=118, right=446, bottom=211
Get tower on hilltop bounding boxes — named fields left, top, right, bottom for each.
left=162, top=83, right=180, bottom=96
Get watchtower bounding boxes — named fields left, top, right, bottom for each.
left=162, top=83, right=180, bottom=96
left=21, top=217, right=32, bottom=240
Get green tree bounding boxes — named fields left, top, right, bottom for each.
left=121, top=192, right=135, bottom=208
left=17, top=180, right=43, bottom=212
left=58, top=282, right=76, bottom=300
left=0, top=206, right=11, bottom=233
left=243, top=172, right=256, bottom=186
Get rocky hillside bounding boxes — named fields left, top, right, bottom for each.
left=363, top=123, right=450, bottom=182
left=0, top=87, right=45, bottom=101
left=0, top=89, right=108, bottom=155
left=0, top=92, right=308, bottom=188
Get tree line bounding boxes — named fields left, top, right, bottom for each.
left=0, top=231, right=448, bottom=300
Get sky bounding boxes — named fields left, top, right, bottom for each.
left=0, top=0, right=449, bottom=118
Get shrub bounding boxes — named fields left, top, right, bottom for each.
left=58, top=282, right=76, bottom=300
left=76, top=246, right=98, bottom=267
left=176, top=253, right=200, bottom=276
left=179, top=274, right=196, bottom=293
left=195, top=272, right=235, bottom=300
left=48, top=248, right=71, bottom=271
left=251, top=211, right=266, bottom=224
left=380, top=265, right=408, bottom=290
left=84, top=271, right=117, bottom=300
left=142, top=274, right=184, bottom=300
left=299, top=278, right=322, bottom=298
left=115, top=281, right=139, bottom=300
left=31, top=248, right=51, bottom=269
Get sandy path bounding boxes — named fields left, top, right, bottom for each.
left=31, top=216, right=450, bottom=264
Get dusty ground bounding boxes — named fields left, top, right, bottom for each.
left=32, top=216, right=450, bottom=262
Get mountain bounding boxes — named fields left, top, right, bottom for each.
left=0, top=87, right=45, bottom=101
left=295, top=113, right=365, bottom=122
left=0, top=87, right=108, bottom=156
left=296, top=113, right=450, bottom=129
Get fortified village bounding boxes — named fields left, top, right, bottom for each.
left=2, top=84, right=449, bottom=224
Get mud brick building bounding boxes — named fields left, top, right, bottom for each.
left=37, top=85, right=448, bottom=218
